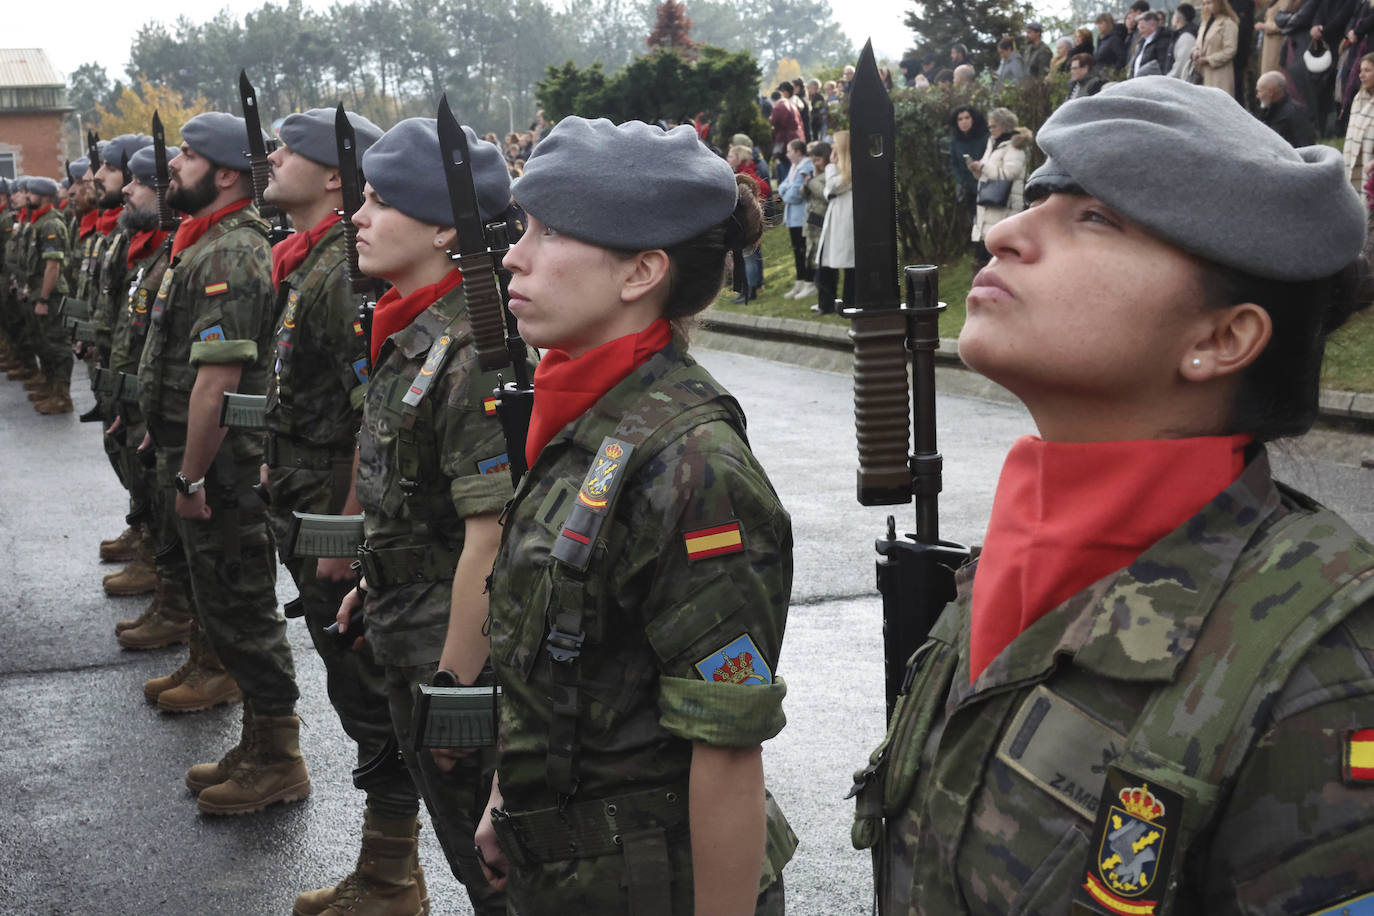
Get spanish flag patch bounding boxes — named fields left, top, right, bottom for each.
left=483, top=396, right=498, bottom=416
left=683, top=522, right=744, bottom=561
left=204, top=281, right=229, bottom=296
left=1303, top=889, right=1374, bottom=915
left=352, top=319, right=364, bottom=336
left=1344, top=729, right=1374, bottom=784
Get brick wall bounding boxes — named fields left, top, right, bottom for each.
left=0, top=111, right=69, bottom=179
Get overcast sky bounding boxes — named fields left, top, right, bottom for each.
left=19, top=0, right=924, bottom=81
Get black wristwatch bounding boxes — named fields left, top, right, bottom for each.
left=174, top=472, right=205, bottom=495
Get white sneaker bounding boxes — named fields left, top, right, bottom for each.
left=798, top=281, right=817, bottom=298
left=782, top=281, right=803, bottom=299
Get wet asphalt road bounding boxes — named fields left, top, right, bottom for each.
left=1, top=348, right=1371, bottom=916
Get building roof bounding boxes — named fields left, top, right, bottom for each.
left=0, top=49, right=64, bottom=89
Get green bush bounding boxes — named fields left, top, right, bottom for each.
left=891, top=72, right=1068, bottom=265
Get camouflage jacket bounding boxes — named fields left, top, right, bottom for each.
left=4, top=212, right=28, bottom=286
left=855, top=449, right=1374, bottom=916
left=72, top=227, right=107, bottom=306
left=356, top=280, right=516, bottom=668
left=0, top=206, right=13, bottom=279
left=111, top=235, right=173, bottom=378
left=24, top=207, right=69, bottom=296
left=487, top=338, right=796, bottom=887
left=264, top=220, right=368, bottom=454
left=92, top=228, right=130, bottom=352
left=137, top=204, right=273, bottom=448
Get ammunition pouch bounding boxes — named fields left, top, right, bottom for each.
left=265, top=433, right=341, bottom=471
left=356, top=543, right=458, bottom=591
left=489, top=781, right=687, bottom=870
left=283, top=596, right=305, bottom=619
left=352, top=735, right=407, bottom=794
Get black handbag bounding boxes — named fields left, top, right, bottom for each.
left=976, top=179, right=1014, bottom=207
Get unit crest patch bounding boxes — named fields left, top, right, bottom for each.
left=694, top=634, right=772, bottom=685
left=477, top=453, right=510, bottom=476
left=1073, top=768, right=1182, bottom=916
left=199, top=324, right=225, bottom=342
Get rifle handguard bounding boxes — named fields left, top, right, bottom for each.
left=849, top=308, right=913, bottom=507
left=459, top=251, right=510, bottom=372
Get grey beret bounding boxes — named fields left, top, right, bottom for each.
left=69, top=157, right=90, bottom=179
left=361, top=117, right=510, bottom=226
left=181, top=112, right=267, bottom=172
left=129, top=145, right=174, bottom=188
left=279, top=108, right=383, bottom=168
left=12, top=177, right=28, bottom=192
left=101, top=134, right=153, bottom=169
left=1027, top=77, right=1366, bottom=281
left=0, top=178, right=8, bottom=195
left=28, top=176, right=60, bottom=198
left=515, top=118, right=738, bottom=249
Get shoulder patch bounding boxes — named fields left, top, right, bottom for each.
left=204, top=281, right=229, bottom=296
left=352, top=319, right=364, bottom=337
left=199, top=324, right=225, bottom=342
left=351, top=357, right=369, bottom=385
left=684, top=521, right=744, bottom=561
left=1303, top=890, right=1374, bottom=915
left=695, top=634, right=772, bottom=685
left=477, top=453, right=510, bottom=476
left=402, top=334, right=452, bottom=407
left=1344, top=728, right=1374, bottom=784
left=1073, top=768, right=1182, bottom=916
left=483, top=395, right=498, bottom=417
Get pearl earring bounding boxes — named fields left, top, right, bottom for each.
left=1192, top=358, right=1202, bottom=368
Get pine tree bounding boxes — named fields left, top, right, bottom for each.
left=648, top=1, right=700, bottom=61
left=905, top=0, right=1033, bottom=71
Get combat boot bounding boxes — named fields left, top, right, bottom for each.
left=292, top=812, right=428, bottom=916
left=101, top=526, right=142, bottom=563
left=117, top=602, right=191, bottom=650
left=6, top=362, right=38, bottom=381
left=23, top=374, right=47, bottom=394
left=197, top=714, right=311, bottom=815
left=103, top=552, right=157, bottom=597
left=186, top=707, right=254, bottom=793
left=35, top=379, right=73, bottom=415
left=156, top=652, right=240, bottom=712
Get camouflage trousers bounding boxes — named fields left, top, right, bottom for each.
left=268, top=462, right=419, bottom=821
left=386, top=661, right=506, bottom=916
left=158, top=443, right=298, bottom=716
left=1, top=284, right=34, bottom=359
left=29, top=303, right=72, bottom=383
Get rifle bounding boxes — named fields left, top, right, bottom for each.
left=218, top=392, right=267, bottom=430
left=238, top=70, right=293, bottom=244
left=846, top=41, right=969, bottom=722
left=334, top=103, right=382, bottom=373
left=435, top=93, right=534, bottom=486
left=151, top=111, right=181, bottom=231
left=86, top=131, right=100, bottom=171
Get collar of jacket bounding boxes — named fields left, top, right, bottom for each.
left=389, top=282, right=470, bottom=361
left=947, top=446, right=1282, bottom=709
left=283, top=217, right=346, bottom=288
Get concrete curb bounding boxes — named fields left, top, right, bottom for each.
left=698, top=307, right=1374, bottom=430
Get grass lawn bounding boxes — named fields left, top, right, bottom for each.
left=717, top=224, right=1374, bottom=393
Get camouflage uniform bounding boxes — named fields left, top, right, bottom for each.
left=488, top=337, right=796, bottom=915
left=92, top=226, right=129, bottom=362
left=0, top=203, right=20, bottom=360
left=356, top=279, right=516, bottom=915
left=264, top=219, right=416, bottom=818
left=137, top=202, right=298, bottom=716
left=852, top=449, right=1374, bottom=915
left=23, top=205, right=72, bottom=387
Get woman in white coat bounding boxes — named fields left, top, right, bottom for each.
left=812, top=129, right=853, bottom=314
left=969, top=107, right=1033, bottom=269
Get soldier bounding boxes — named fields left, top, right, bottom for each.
left=330, top=118, right=518, bottom=916
left=0, top=177, right=15, bottom=368
left=5, top=179, right=42, bottom=386
left=851, top=78, right=1374, bottom=914
left=19, top=176, right=74, bottom=415
left=472, top=118, right=796, bottom=914
left=108, top=144, right=202, bottom=658
left=62, top=158, right=96, bottom=295
left=249, top=106, right=427, bottom=914
left=137, top=111, right=305, bottom=814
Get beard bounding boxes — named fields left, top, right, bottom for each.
left=118, top=197, right=159, bottom=233
left=167, top=167, right=219, bottom=215
left=99, top=184, right=123, bottom=209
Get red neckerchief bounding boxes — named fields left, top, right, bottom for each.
left=29, top=204, right=53, bottom=222
left=272, top=211, right=340, bottom=290
left=370, top=268, right=464, bottom=366
left=16, top=207, right=29, bottom=224
left=967, top=433, right=1251, bottom=683
left=524, top=318, right=674, bottom=469
left=79, top=210, right=100, bottom=239
left=96, top=206, right=122, bottom=235
left=127, top=229, right=170, bottom=268
left=171, top=197, right=251, bottom=259
left=58, top=199, right=69, bottom=210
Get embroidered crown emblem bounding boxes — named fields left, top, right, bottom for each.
left=1118, top=785, right=1165, bottom=822
left=713, top=651, right=756, bottom=684
left=604, top=443, right=624, bottom=459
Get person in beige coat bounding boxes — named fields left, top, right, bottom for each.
left=1257, top=0, right=1302, bottom=73
left=1193, top=0, right=1242, bottom=92
left=969, top=108, right=1033, bottom=268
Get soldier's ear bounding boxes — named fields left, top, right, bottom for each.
left=323, top=169, right=342, bottom=193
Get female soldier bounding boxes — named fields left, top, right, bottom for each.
left=473, top=117, right=796, bottom=914
left=332, top=118, right=518, bottom=916
left=853, top=78, right=1374, bottom=915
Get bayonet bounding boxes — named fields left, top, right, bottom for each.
left=238, top=70, right=278, bottom=218
left=151, top=111, right=180, bottom=231
left=65, top=159, right=74, bottom=186
left=335, top=103, right=381, bottom=373
left=86, top=130, right=99, bottom=170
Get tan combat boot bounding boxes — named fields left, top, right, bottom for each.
left=157, top=647, right=241, bottom=712
left=24, top=375, right=48, bottom=395
left=103, top=542, right=157, bottom=596
left=293, top=812, right=428, bottom=916
left=6, top=362, right=38, bottom=381
left=185, top=707, right=254, bottom=793
left=117, top=600, right=191, bottom=650
left=101, top=526, right=142, bottom=563
left=36, top=379, right=73, bottom=414
left=197, top=714, right=311, bottom=815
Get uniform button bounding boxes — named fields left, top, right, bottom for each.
left=605, top=804, right=617, bottom=816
